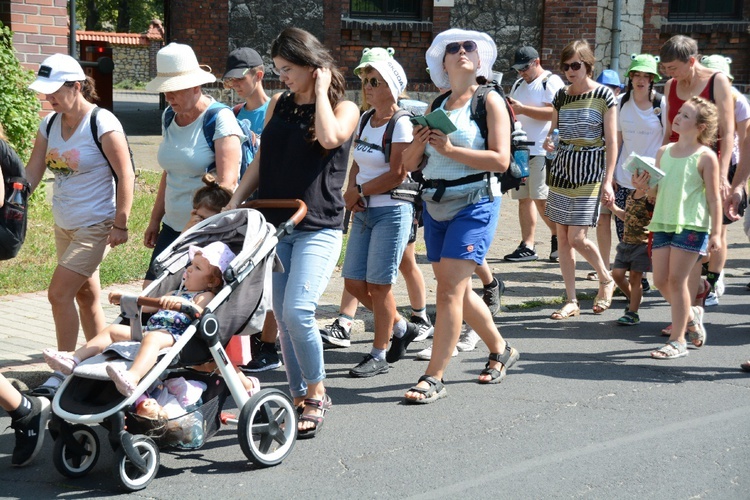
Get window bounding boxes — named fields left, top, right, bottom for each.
left=350, top=0, right=421, bottom=19
left=668, top=0, right=743, bottom=20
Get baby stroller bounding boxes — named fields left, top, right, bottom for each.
left=48, top=200, right=306, bottom=491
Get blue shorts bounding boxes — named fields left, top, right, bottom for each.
left=651, top=230, right=708, bottom=256
left=423, top=196, right=500, bottom=264
left=342, top=204, right=413, bottom=285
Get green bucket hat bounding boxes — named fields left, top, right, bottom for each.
left=701, top=55, right=734, bottom=81
left=354, top=47, right=395, bottom=77
left=626, top=54, right=661, bottom=82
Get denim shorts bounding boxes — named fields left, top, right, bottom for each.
left=651, top=230, right=708, bottom=255
left=423, top=196, right=500, bottom=264
left=342, top=204, right=413, bottom=285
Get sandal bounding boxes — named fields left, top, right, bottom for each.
left=650, top=340, right=688, bottom=359
left=550, top=300, right=580, bottom=320
left=593, top=279, right=615, bottom=314
left=687, top=306, right=707, bottom=348
left=586, top=271, right=599, bottom=281
left=297, top=393, right=332, bottom=439
left=403, top=375, right=447, bottom=405
left=478, top=343, right=520, bottom=384
left=26, top=372, right=65, bottom=399
left=106, top=363, right=137, bottom=397
left=617, top=311, right=640, bottom=326
left=43, top=349, right=78, bottom=376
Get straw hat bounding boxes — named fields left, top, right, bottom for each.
left=425, top=29, right=497, bottom=90
left=146, top=43, right=216, bottom=93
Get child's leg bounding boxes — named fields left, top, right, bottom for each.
left=627, top=271, right=644, bottom=313
left=128, top=331, right=175, bottom=381
left=235, top=367, right=260, bottom=396
left=75, top=324, right=132, bottom=361
left=664, top=249, right=701, bottom=344
left=399, top=242, right=427, bottom=314
left=612, top=268, right=630, bottom=302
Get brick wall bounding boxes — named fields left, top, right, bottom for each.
left=540, top=0, right=598, bottom=73
left=5, top=0, right=68, bottom=70
left=168, top=0, right=228, bottom=80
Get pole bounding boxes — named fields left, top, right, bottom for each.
left=610, top=0, right=621, bottom=73
left=69, top=0, right=77, bottom=58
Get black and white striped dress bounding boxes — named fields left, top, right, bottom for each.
left=545, top=85, right=616, bottom=227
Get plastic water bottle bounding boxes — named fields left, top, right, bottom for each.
left=545, top=129, right=560, bottom=161
left=6, top=182, right=24, bottom=208
left=511, top=122, right=530, bottom=178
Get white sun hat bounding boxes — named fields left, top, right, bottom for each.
left=28, top=53, right=86, bottom=94
left=145, top=43, right=216, bottom=93
left=425, top=28, right=497, bottom=90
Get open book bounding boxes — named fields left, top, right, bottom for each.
left=623, top=152, right=665, bottom=187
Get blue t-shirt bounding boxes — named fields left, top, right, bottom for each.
left=236, top=100, right=270, bottom=136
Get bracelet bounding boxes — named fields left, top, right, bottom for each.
left=113, top=224, right=128, bottom=231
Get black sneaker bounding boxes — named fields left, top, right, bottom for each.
left=412, top=315, right=434, bottom=342
left=349, top=354, right=390, bottom=378
left=320, top=318, right=351, bottom=348
left=11, top=395, right=50, bottom=467
left=549, top=235, right=559, bottom=262
left=249, top=332, right=262, bottom=359
left=504, top=242, right=538, bottom=262
left=386, top=322, right=419, bottom=363
left=482, top=278, right=504, bottom=316
left=641, top=277, right=651, bottom=293
left=241, top=344, right=282, bottom=372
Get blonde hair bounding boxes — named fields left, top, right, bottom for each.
left=688, top=96, right=718, bottom=146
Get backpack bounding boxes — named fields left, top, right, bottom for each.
left=164, top=101, right=255, bottom=178
left=510, top=71, right=551, bottom=96
left=0, top=139, right=30, bottom=260
left=46, top=107, right=136, bottom=186
left=430, top=81, right=526, bottom=193
left=619, top=90, right=664, bottom=126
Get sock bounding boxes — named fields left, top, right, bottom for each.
left=8, top=395, right=32, bottom=421
left=370, top=348, right=386, bottom=361
left=706, top=271, right=719, bottom=290
left=551, top=234, right=558, bottom=242
left=410, top=307, right=428, bottom=322
left=337, top=314, right=353, bottom=332
left=484, top=277, right=498, bottom=289
left=392, top=318, right=407, bottom=338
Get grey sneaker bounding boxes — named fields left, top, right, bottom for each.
left=412, top=315, right=434, bottom=342
left=11, top=396, right=50, bottom=467
left=349, top=354, right=389, bottom=378
left=481, top=278, right=504, bottom=316
left=415, top=343, right=457, bottom=360
left=455, top=325, right=481, bottom=352
left=504, top=243, right=538, bottom=262
left=320, top=318, right=351, bottom=348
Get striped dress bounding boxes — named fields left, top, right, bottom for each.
left=545, top=85, right=616, bottom=226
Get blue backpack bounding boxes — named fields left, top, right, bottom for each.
left=163, top=101, right=255, bottom=178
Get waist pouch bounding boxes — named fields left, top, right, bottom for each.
left=390, top=181, right=421, bottom=203
left=422, top=177, right=500, bottom=222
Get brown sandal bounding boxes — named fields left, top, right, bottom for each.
left=551, top=300, right=580, bottom=320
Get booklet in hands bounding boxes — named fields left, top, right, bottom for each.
left=623, top=152, right=665, bottom=187
left=410, top=108, right=457, bottom=135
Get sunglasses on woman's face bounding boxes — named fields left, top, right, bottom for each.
left=561, top=61, right=583, bottom=72
left=362, top=77, right=383, bottom=88
left=445, top=41, right=478, bottom=55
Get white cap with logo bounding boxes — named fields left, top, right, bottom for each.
left=28, top=53, right=86, bottom=94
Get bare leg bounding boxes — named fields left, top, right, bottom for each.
left=74, top=323, right=132, bottom=362
left=556, top=224, right=577, bottom=302
left=399, top=242, right=426, bottom=311
left=612, top=268, right=630, bottom=303
left=367, top=283, right=397, bottom=350
left=259, top=310, right=278, bottom=343
left=126, top=331, right=175, bottom=383
left=518, top=198, right=537, bottom=247
left=298, top=380, right=326, bottom=433
left=0, top=374, right=22, bottom=412
left=475, top=259, right=494, bottom=286
left=533, top=199, right=556, bottom=234
left=48, top=266, right=93, bottom=351
left=337, top=288, right=359, bottom=318
left=628, top=270, right=644, bottom=313
left=596, top=213, right=613, bottom=270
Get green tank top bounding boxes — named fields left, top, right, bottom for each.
left=648, top=144, right=710, bottom=234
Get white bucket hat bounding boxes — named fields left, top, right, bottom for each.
left=425, top=29, right=497, bottom=90
left=358, top=59, right=407, bottom=103
left=145, top=43, right=216, bottom=93
left=28, top=53, right=86, bottom=94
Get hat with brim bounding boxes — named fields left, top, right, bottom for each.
left=596, top=69, right=625, bottom=90
left=354, top=47, right=395, bottom=77
left=425, top=29, right=497, bottom=90
left=357, top=59, right=407, bottom=103
left=700, top=54, right=733, bottom=81
left=146, top=43, right=216, bottom=93
left=626, top=54, right=661, bottom=83
left=223, top=47, right=264, bottom=79
left=188, top=241, right=236, bottom=284
left=28, top=53, right=86, bottom=94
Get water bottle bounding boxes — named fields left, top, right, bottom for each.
left=6, top=182, right=24, bottom=208
left=512, top=122, right=530, bottom=178
left=545, top=129, right=560, bottom=161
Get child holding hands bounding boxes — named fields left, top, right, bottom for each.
left=637, top=97, right=721, bottom=359
left=604, top=170, right=655, bottom=326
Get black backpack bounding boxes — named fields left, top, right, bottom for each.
left=619, top=90, right=664, bottom=127
left=0, top=139, right=30, bottom=260
left=430, top=81, right=526, bottom=193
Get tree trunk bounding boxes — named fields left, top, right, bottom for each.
left=85, top=0, right=101, bottom=31
left=116, top=0, right=131, bottom=32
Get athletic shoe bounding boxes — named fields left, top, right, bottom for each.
left=704, top=291, right=719, bottom=307
left=504, top=242, right=538, bottom=262
left=386, top=321, right=419, bottom=363
left=455, top=325, right=481, bottom=352
left=415, top=343, right=457, bottom=360
left=715, top=272, right=725, bottom=297
left=412, top=315, right=434, bottom=342
left=549, top=235, right=559, bottom=262
left=617, top=311, right=640, bottom=326
left=482, top=278, right=504, bottom=316
left=241, top=344, right=282, bottom=372
left=641, top=277, right=651, bottom=293
left=349, top=354, right=389, bottom=378
left=319, top=318, right=351, bottom=348
left=11, top=395, right=50, bottom=467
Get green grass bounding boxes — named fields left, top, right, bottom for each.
left=113, top=79, right=147, bottom=90
left=0, top=170, right=161, bottom=295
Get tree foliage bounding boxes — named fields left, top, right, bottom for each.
left=0, top=22, right=41, bottom=164
left=75, top=0, right=163, bottom=33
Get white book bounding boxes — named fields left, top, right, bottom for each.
left=623, top=152, right=665, bottom=187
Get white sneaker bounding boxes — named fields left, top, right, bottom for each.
left=415, top=343, right=457, bottom=360
left=704, top=291, right=719, bottom=307
left=455, top=325, right=481, bottom=352
left=715, top=272, right=725, bottom=297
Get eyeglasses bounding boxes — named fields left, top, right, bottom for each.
left=272, top=65, right=293, bottom=76
left=362, top=77, right=384, bottom=88
left=561, top=61, right=583, bottom=72
left=515, top=61, right=534, bottom=73
left=445, top=41, right=478, bottom=55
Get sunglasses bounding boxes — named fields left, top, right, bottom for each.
left=515, top=62, right=534, bottom=73
left=561, top=61, right=583, bottom=72
left=445, top=41, right=478, bottom=55
left=362, top=77, right=384, bottom=88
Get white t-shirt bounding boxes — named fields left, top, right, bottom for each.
left=41, top=107, right=124, bottom=230
left=615, top=94, right=666, bottom=189
left=510, top=71, right=565, bottom=156
left=731, top=88, right=750, bottom=165
left=352, top=113, right=413, bottom=208
left=157, top=99, right=245, bottom=230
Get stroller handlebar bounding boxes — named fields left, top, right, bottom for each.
left=109, top=293, right=202, bottom=321
left=241, top=199, right=308, bottom=228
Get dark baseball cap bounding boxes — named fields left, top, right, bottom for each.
left=512, top=46, right=539, bottom=70
left=223, top=48, right=264, bottom=79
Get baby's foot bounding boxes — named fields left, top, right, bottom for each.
left=106, top=364, right=138, bottom=397
left=43, top=348, right=78, bottom=376
left=246, top=376, right=260, bottom=397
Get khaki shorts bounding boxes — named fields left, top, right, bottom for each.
left=510, top=155, right=549, bottom=200
left=55, top=220, right=113, bottom=277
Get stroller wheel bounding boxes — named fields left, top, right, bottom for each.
left=238, top=388, right=297, bottom=467
left=52, top=424, right=100, bottom=478
left=114, top=434, right=160, bottom=492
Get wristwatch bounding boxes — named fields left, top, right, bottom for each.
left=356, top=184, right=365, bottom=199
